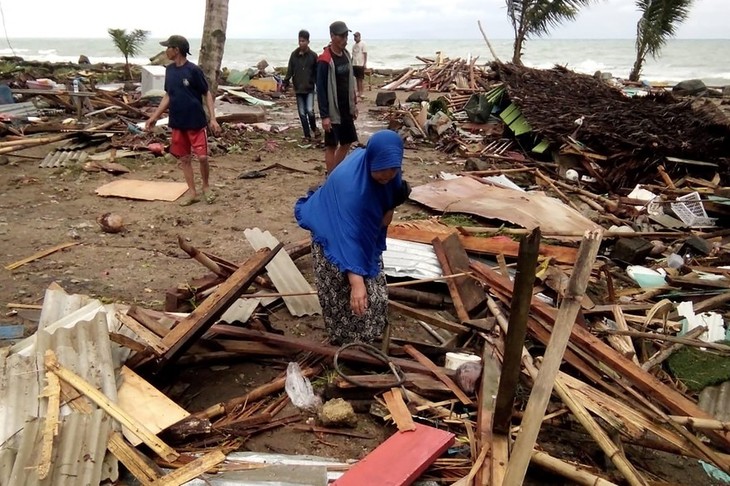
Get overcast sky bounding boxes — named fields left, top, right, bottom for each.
left=2, top=0, right=727, bottom=39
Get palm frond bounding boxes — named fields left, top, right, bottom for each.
left=636, top=0, right=694, bottom=57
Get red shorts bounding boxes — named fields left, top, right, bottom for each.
left=170, top=128, right=208, bottom=158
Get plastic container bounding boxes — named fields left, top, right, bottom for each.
left=445, top=352, right=482, bottom=371
left=626, top=265, right=666, bottom=289
left=670, top=192, right=716, bottom=227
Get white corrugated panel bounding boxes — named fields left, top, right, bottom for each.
left=244, top=228, right=321, bottom=316
left=383, top=238, right=443, bottom=280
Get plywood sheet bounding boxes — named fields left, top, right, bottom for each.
left=95, top=179, right=188, bottom=201
left=410, top=177, right=601, bottom=234
left=117, top=366, right=189, bottom=446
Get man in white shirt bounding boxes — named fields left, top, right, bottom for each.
left=351, top=32, right=368, bottom=99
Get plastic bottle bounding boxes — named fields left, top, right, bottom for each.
left=72, top=78, right=79, bottom=94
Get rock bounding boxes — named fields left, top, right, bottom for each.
left=672, top=79, right=707, bottom=96
left=649, top=240, right=667, bottom=256
left=723, top=86, right=730, bottom=98
left=464, top=157, right=490, bottom=171
left=406, top=90, right=429, bottom=103
left=375, top=91, right=397, bottom=106
left=0, top=155, right=9, bottom=166
left=455, top=361, right=482, bottom=395
left=610, top=237, right=653, bottom=264
left=318, top=398, right=357, bottom=428
left=78, top=55, right=90, bottom=65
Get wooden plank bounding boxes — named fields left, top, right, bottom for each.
left=5, top=241, right=81, bottom=270
left=127, top=306, right=171, bottom=338
left=118, top=366, right=190, bottom=446
left=332, top=424, right=454, bottom=486
left=37, top=371, right=61, bottom=480
left=117, top=312, right=169, bottom=355
left=44, top=350, right=180, bottom=462
left=432, top=237, right=470, bottom=322
left=388, top=225, right=578, bottom=264
left=503, top=230, right=602, bottom=486
left=494, top=228, right=540, bottom=433
left=107, top=431, right=161, bottom=485
left=403, top=344, right=473, bottom=406
left=60, top=381, right=161, bottom=485
left=389, top=300, right=469, bottom=334
left=473, top=249, right=730, bottom=450
left=151, top=450, right=226, bottom=486
left=160, top=245, right=282, bottom=365
left=383, top=388, right=416, bottom=432
left=476, top=342, right=502, bottom=485
left=95, top=179, right=189, bottom=202
left=437, top=233, right=487, bottom=312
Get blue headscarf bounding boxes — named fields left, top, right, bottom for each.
left=295, top=130, right=404, bottom=278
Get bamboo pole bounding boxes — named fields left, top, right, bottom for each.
left=642, top=325, right=706, bottom=371
left=554, top=375, right=649, bottom=486
left=502, top=229, right=602, bottom=486
left=531, top=450, right=619, bottom=486
left=602, top=329, right=730, bottom=353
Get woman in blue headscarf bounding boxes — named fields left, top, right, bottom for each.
left=295, top=130, right=410, bottom=344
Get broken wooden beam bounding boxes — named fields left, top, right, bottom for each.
left=158, top=244, right=282, bottom=367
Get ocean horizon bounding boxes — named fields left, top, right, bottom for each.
left=2, top=38, right=729, bottom=86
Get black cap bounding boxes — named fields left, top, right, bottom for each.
left=160, top=35, right=190, bottom=56
left=329, top=21, right=351, bottom=35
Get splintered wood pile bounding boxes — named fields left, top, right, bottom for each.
left=381, top=56, right=494, bottom=92
left=495, top=63, right=730, bottom=187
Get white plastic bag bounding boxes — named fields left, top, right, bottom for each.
left=284, top=362, right=321, bottom=412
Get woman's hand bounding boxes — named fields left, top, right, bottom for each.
left=347, top=272, right=368, bottom=316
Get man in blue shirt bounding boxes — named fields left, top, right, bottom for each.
left=146, top=35, right=221, bottom=206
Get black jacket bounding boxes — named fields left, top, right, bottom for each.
left=283, top=48, right=317, bottom=94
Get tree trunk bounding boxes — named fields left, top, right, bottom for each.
left=198, top=0, right=229, bottom=94
left=629, top=42, right=647, bottom=82
left=512, top=32, right=525, bottom=66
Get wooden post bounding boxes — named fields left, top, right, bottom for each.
left=502, top=230, right=602, bottom=486
left=493, top=228, right=540, bottom=433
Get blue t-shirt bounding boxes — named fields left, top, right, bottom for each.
left=164, top=61, right=209, bottom=130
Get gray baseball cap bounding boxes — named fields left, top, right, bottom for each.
left=160, top=35, right=191, bottom=55
left=329, top=21, right=351, bottom=35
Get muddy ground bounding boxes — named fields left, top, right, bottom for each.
left=0, top=88, right=723, bottom=484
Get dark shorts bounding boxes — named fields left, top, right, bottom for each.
left=353, top=66, right=365, bottom=80
left=324, top=119, right=358, bottom=147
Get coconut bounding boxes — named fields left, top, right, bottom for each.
left=97, top=213, right=124, bottom=233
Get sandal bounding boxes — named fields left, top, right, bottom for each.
left=178, top=194, right=200, bottom=206
left=203, top=190, right=217, bottom=204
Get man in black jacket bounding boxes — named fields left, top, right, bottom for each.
left=283, top=29, right=320, bottom=141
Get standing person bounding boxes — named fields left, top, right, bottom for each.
left=317, top=21, right=358, bottom=174
left=283, top=29, right=320, bottom=142
left=295, top=130, right=411, bottom=345
left=146, top=35, right=221, bottom=206
left=352, top=31, right=368, bottom=99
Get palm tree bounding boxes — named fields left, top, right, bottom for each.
left=107, top=28, right=149, bottom=80
left=506, top=0, right=598, bottom=65
left=629, top=0, right=694, bottom=82
left=199, top=0, right=229, bottom=94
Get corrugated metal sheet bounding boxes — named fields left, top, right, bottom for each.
left=699, top=381, right=730, bottom=422
left=0, top=306, right=121, bottom=484
left=38, top=150, right=88, bottom=168
left=0, top=101, right=39, bottom=118
left=244, top=228, right=321, bottom=316
left=2, top=411, right=112, bottom=485
left=383, top=237, right=443, bottom=280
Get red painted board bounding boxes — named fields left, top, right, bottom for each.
left=333, top=423, right=455, bottom=486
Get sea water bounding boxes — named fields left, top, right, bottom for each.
left=2, top=38, right=729, bottom=86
